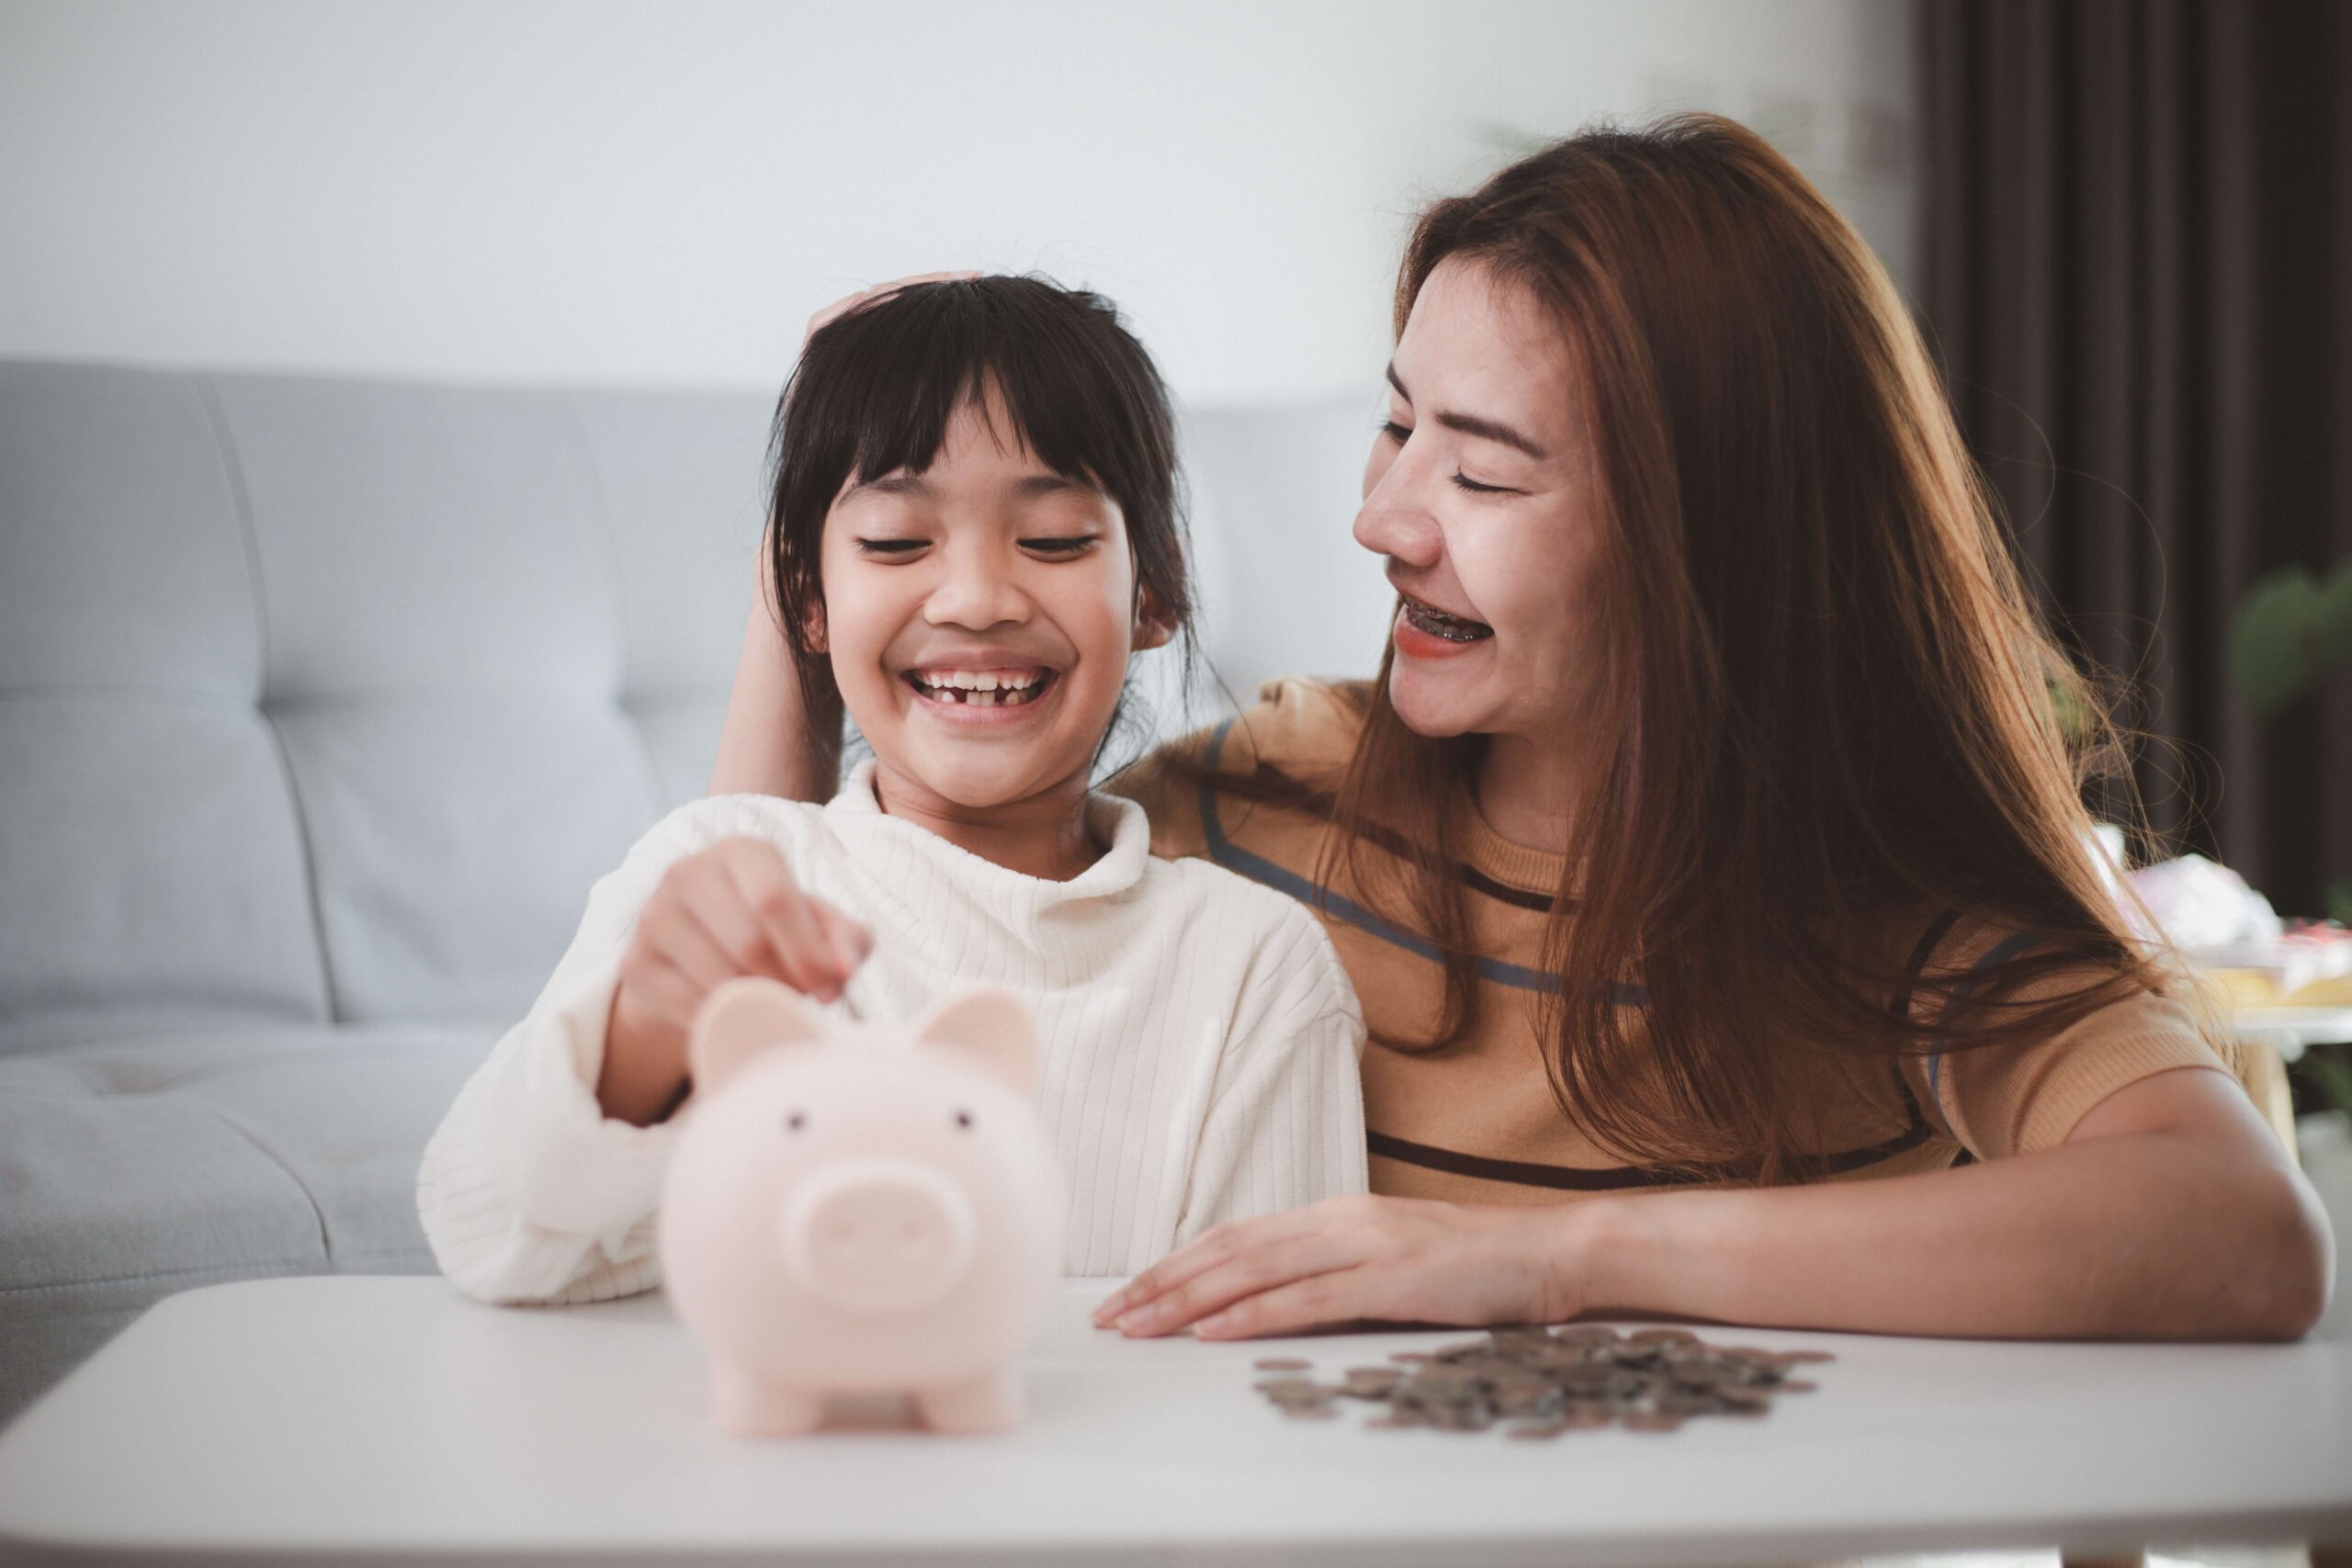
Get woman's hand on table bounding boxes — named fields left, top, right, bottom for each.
left=1092, top=1194, right=1602, bottom=1340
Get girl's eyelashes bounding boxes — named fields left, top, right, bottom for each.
left=1377, top=417, right=1412, bottom=444
left=851, top=536, right=1098, bottom=558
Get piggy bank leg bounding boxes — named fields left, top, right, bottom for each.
left=710, top=1364, right=826, bottom=1438
left=914, top=1367, right=1023, bottom=1433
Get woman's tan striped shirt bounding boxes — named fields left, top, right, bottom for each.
left=1111, top=678, right=2235, bottom=1205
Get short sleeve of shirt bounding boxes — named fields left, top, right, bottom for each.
left=1898, top=923, right=2234, bottom=1160
left=1104, top=677, right=1368, bottom=863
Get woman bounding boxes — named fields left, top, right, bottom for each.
left=709, top=116, right=2332, bottom=1342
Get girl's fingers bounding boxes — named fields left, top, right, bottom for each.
left=1093, top=1206, right=1334, bottom=1325
left=647, top=898, right=744, bottom=994
left=725, top=852, right=840, bottom=998
left=673, top=873, right=788, bottom=984
left=808, top=899, right=873, bottom=981
left=665, top=860, right=791, bottom=987
left=867, top=268, right=981, bottom=294
left=1112, top=1234, right=1363, bottom=1337
left=628, top=964, right=707, bottom=1043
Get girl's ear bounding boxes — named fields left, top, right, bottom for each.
left=687, top=977, right=830, bottom=1096
left=1132, top=584, right=1176, bottom=652
left=802, top=598, right=829, bottom=655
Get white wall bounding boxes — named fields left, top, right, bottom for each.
left=0, top=0, right=1915, bottom=404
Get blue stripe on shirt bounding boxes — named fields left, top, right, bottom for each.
left=1195, top=718, right=1647, bottom=1007
left=1925, top=929, right=2051, bottom=1106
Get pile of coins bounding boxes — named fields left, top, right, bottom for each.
left=1250, top=1325, right=1833, bottom=1437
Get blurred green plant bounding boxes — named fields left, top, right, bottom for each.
left=2229, top=563, right=2352, bottom=941
left=2231, top=558, right=2352, bottom=717
left=2231, top=557, right=2352, bottom=1128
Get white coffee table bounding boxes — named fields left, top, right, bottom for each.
left=2, top=1275, right=2348, bottom=1566
left=2232, top=1005, right=2352, bottom=1062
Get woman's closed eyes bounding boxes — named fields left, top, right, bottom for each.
left=1375, top=417, right=1520, bottom=495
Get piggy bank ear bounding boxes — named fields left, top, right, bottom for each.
left=910, top=987, right=1040, bottom=1097
left=687, top=977, right=830, bottom=1097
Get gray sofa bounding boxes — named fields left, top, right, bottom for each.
left=0, top=358, right=1392, bottom=1429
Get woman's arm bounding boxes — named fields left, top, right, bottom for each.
left=708, top=562, right=839, bottom=801
left=708, top=271, right=973, bottom=801
left=1097, top=1064, right=2335, bottom=1342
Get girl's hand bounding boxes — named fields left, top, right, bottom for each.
left=621, top=835, right=870, bottom=1012
left=603, top=838, right=872, bottom=1122
left=802, top=270, right=982, bottom=348
left=1091, top=1194, right=1594, bottom=1340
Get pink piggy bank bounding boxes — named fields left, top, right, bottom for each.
left=656, top=977, right=1066, bottom=1438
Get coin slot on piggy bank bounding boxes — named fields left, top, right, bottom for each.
left=656, top=978, right=1068, bottom=1437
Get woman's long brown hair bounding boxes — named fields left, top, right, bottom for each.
left=1295, top=115, right=2212, bottom=1181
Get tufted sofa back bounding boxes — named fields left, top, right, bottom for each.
left=0, top=362, right=1391, bottom=1054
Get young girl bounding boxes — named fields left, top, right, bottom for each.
left=417, top=276, right=1368, bottom=1304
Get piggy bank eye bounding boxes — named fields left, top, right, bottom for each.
left=954, top=1110, right=973, bottom=1131
left=784, top=1111, right=807, bottom=1134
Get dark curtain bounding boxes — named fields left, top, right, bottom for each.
left=1917, top=0, right=2351, bottom=918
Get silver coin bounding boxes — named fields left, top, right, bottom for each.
left=1250, top=1325, right=1826, bottom=1438
left=1627, top=1327, right=1700, bottom=1346
left=1553, top=1325, right=1623, bottom=1346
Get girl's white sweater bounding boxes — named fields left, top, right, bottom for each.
left=416, top=761, right=1368, bottom=1303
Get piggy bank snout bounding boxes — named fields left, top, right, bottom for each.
left=782, top=1158, right=978, bottom=1314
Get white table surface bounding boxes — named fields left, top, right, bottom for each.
left=2233, top=1005, right=2352, bottom=1062
left=2, top=1275, right=2349, bottom=1568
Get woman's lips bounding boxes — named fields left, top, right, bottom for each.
left=1394, top=595, right=1494, bottom=659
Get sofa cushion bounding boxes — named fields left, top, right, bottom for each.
left=209, top=378, right=684, bottom=1022
left=570, top=388, right=775, bottom=809
left=0, top=1022, right=492, bottom=1293
left=268, top=694, right=661, bottom=1025
left=0, top=1023, right=491, bottom=1421
left=0, top=701, right=331, bottom=1055
left=0, top=363, right=260, bottom=694
left=0, top=365, right=333, bottom=1054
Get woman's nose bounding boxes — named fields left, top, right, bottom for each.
left=1352, top=476, right=1444, bottom=570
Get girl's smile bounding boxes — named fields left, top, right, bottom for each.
left=899, top=660, right=1065, bottom=725
left=809, top=380, right=1173, bottom=863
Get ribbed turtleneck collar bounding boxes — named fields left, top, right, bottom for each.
left=821, top=758, right=1152, bottom=908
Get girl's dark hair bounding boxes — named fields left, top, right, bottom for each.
left=764, top=275, right=1194, bottom=769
